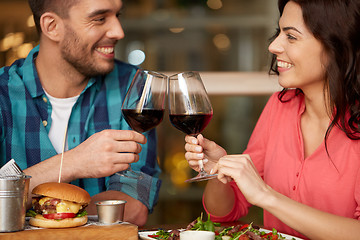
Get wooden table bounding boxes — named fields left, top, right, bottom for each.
left=0, top=219, right=247, bottom=240
left=0, top=222, right=138, bottom=240
left=0, top=221, right=191, bottom=240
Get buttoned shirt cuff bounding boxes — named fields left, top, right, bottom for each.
left=107, top=172, right=162, bottom=213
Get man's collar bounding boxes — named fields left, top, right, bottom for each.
left=22, top=45, right=42, bottom=98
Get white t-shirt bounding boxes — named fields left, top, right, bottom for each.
left=44, top=91, right=79, bottom=154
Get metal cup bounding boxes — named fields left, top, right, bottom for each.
left=95, top=200, right=126, bottom=224
left=0, top=175, right=31, bottom=232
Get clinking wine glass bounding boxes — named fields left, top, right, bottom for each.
left=120, top=69, right=167, bottom=178
left=168, top=71, right=217, bottom=183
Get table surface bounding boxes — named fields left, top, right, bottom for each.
left=0, top=222, right=138, bottom=240
left=0, top=220, right=248, bottom=240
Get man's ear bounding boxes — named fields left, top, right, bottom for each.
left=39, top=12, right=64, bottom=42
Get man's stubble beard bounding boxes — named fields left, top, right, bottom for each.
left=60, top=26, right=114, bottom=78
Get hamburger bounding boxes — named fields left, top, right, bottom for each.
left=29, top=182, right=91, bottom=228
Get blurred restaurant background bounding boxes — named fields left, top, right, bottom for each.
left=0, top=0, right=281, bottom=226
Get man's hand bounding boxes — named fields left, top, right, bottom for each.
left=24, top=129, right=147, bottom=208
left=65, top=129, right=147, bottom=179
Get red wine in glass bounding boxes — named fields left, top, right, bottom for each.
left=120, top=69, right=167, bottom=179
left=169, top=113, right=213, bottom=136
left=168, top=71, right=217, bottom=182
left=122, top=109, right=164, bottom=133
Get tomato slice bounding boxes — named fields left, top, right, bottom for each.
left=261, top=232, right=278, bottom=240
left=239, top=224, right=249, bottom=231
left=43, top=213, right=76, bottom=219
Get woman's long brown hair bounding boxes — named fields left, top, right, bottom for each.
left=269, top=0, right=360, bottom=146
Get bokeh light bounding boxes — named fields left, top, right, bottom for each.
left=128, top=49, right=146, bottom=65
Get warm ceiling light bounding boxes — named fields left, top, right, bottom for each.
left=169, top=27, right=185, bottom=33
left=0, top=32, right=25, bottom=52
left=207, top=0, right=223, bottom=10
left=213, top=33, right=231, bottom=51
left=12, top=33, right=25, bottom=48
left=27, top=15, right=35, bottom=28
left=17, top=43, right=34, bottom=58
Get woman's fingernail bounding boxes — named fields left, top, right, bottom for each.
left=210, top=168, right=214, bottom=174
left=198, top=160, right=204, bottom=169
left=197, top=153, right=203, bottom=158
left=192, top=139, right=197, bottom=144
left=195, top=146, right=202, bottom=152
left=202, top=159, right=208, bottom=163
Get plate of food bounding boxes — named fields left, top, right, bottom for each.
left=139, top=213, right=303, bottom=240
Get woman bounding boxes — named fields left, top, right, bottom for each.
left=184, top=0, right=360, bottom=239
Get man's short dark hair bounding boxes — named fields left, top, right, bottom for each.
left=28, top=0, right=80, bottom=34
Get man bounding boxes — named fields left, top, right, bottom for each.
left=0, top=0, right=161, bottom=226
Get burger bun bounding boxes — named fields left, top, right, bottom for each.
left=32, top=182, right=91, bottom=204
left=29, top=214, right=88, bottom=228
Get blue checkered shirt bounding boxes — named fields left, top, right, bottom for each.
left=0, top=45, right=161, bottom=212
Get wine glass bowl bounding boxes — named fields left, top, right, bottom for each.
left=168, top=71, right=216, bottom=182
left=120, top=69, right=167, bottom=178
left=169, top=113, right=213, bottom=136
left=122, top=108, right=164, bottom=133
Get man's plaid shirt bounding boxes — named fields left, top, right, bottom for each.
left=0, top=46, right=161, bottom=212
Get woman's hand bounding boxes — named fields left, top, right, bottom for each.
left=184, top=134, right=227, bottom=173
left=213, top=154, right=272, bottom=206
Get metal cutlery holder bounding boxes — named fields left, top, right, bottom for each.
left=0, top=175, right=31, bottom=232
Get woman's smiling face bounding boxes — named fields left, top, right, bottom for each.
left=268, top=1, right=328, bottom=93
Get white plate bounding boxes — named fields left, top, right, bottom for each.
left=138, top=229, right=303, bottom=240
left=139, top=230, right=161, bottom=240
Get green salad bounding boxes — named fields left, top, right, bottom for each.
left=148, top=213, right=294, bottom=240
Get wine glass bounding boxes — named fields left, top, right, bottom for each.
left=119, top=69, right=167, bottom=178
left=168, top=71, right=217, bottom=183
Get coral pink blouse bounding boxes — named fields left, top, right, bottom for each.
left=205, top=91, right=360, bottom=239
